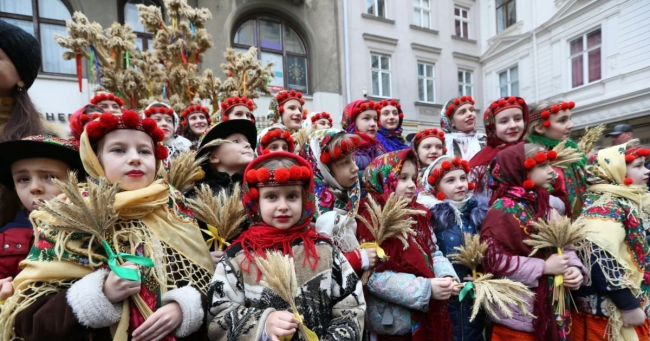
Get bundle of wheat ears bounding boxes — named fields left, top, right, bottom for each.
left=186, top=183, right=245, bottom=251
left=578, top=124, right=606, bottom=154
left=355, top=193, right=419, bottom=284
left=524, top=214, right=591, bottom=314
left=161, top=149, right=207, bottom=192
left=37, top=172, right=155, bottom=318
left=550, top=140, right=585, bottom=169
left=450, top=233, right=535, bottom=322
left=255, top=251, right=319, bottom=341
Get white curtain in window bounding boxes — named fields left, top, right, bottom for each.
left=41, top=23, right=75, bottom=74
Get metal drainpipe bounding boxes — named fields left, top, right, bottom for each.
left=343, top=0, right=351, bottom=103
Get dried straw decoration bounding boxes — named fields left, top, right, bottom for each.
left=578, top=124, right=606, bottom=154
left=161, top=149, right=207, bottom=192
left=549, top=140, right=584, bottom=169
left=293, top=128, right=310, bottom=153
left=449, top=233, right=488, bottom=278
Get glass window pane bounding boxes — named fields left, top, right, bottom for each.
left=496, top=7, right=505, bottom=33
left=455, top=7, right=460, bottom=16
left=466, top=72, right=472, bottom=83
left=2, top=18, right=34, bottom=36
left=426, top=64, right=433, bottom=77
left=367, top=0, right=375, bottom=15
left=570, top=37, right=583, bottom=55
left=418, top=79, right=425, bottom=101
left=587, top=29, right=601, bottom=48
left=125, top=2, right=143, bottom=32
left=496, top=0, right=507, bottom=7
left=380, top=56, right=389, bottom=70
left=500, top=85, right=508, bottom=97
left=234, top=20, right=255, bottom=46
left=462, top=9, right=468, bottom=18
left=413, top=9, right=421, bottom=26
left=588, top=48, right=601, bottom=82
left=510, top=66, right=518, bottom=81
left=284, top=26, right=305, bottom=54
left=423, top=10, right=429, bottom=28
left=261, top=52, right=284, bottom=89
left=371, top=55, right=379, bottom=69
left=372, top=71, right=380, bottom=95
left=287, top=55, right=308, bottom=93
left=423, top=0, right=429, bottom=7
left=571, top=56, right=584, bottom=88
left=499, top=71, right=507, bottom=87
left=426, top=79, right=434, bottom=102
left=465, top=85, right=472, bottom=96
left=38, top=0, right=70, bottom=21
left=458, top=71, right=464, bottom=83
left=507, top=2, right=516, bottom=26
left=135, top=37, right=144, bottom=51
left=463, top=22, right=468, bottom=37
left=381, top=71, right=391, bottom=97
left=455, top=20, right=461, bottom=36
left=377, top=0, right=386, bottom=18
left=417, top=63, right=424, bottom=76
left=458, top=85, right=463, bottom=96
left=41, top=23, right=75, bottom=74
left=0, top=0, right=32, bottom=15
left=234, top=47, right=250, bottom=55
left=511, top=81, right=519, bottom=96
left=260, top=19, right=282, bottom=51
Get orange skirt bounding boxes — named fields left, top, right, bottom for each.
left=491, top=324, right=537, bottom=341
left=573, top=310, right=650, bottom=341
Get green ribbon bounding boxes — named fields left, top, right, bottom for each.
left=459, top=282, right=475, bottom=302
left=125, top=51, right=130, bottom=68
left=101, top=240, right=154, bottom=282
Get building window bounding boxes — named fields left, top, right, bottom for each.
left=413, top=0, right=430, bottom=28
left=458, top=70, right=473, bottom=96
left=121, top=0, right=161, bottom=51
left=417, top=62, right=434, bottom=103
left=366, top=0, right=386, bottom=18
left=496, top=0, right=516, bottom=33
left=569, top=28, right=601, bottom=88
left=0, top=0, right=74, bottom=75
left=233, top=16, right=309, bottom=94
left=454, top=6, right=469, bottom=38
left=371, top=54, right=391, bottom=97
left=499, top=65, right=519, bottom=97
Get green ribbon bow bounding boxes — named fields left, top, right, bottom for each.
left=101, top=240, right=154, bottom=282
left=459, top=282, right=476, bottom=302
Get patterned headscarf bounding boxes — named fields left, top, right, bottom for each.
left=376, top=99, right=409, bottom=152
left=341, top=100, right=385, bottom=178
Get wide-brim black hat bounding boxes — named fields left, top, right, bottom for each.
left=197, top=119, right=258, bottom=160
left=0, top=137, right=86, bottom=188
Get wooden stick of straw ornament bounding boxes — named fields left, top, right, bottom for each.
left=255, top=251, right=319, bottom=341
left=355, top=193, right=420, bottom=284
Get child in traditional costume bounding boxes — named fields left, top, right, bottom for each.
left=441, top=96, right=486, bottom=161
left=89, top=92, right=124, bottom=115
left=411, top=128, right=447, bottom=179
left=526, top=99, right=586, bottom=218
left=180, top=104, right=212, bottom=150
left=0, top=111, right=214, bottom=340
left=358, top=149, right=458, bottom=341
left=480, top=143, right=587, bottom=341
left=376, top=99, right=409, bottom=152
left=256, top=126, right=295, bottom=155
left=341, top=100, right=385, bottom=184
left=143, top=102, right=192, bottom=165
left=418, top=155, right=488, bottom=341
left=218, top=95, right=256, bottom=123
left=268, top=90, right=305, bottom=132
left=310, top=112, right=333, bottom=131
left=69, top=104, right=104, bottom=142
left=206, top=151, right=366, bottom=340
left=573, top=141, right=650, bottom=341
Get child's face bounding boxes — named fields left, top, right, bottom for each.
left=451, top=104, right=476, bottom=132
left=259, top=185, right=303, bottom=230
left=281, top=99, right=303, bottom=131
left=209, top=133, right=254, bottom=174
left=329, top=153, right=359, bottom=189
left=98, top=130, right=157, bottom=191
left=437, top=169, right=468, bottom=201
left=97, top=100, right=121, bottom=115
left=528, top=162, right=554, bottom=189
left=314, top=119, right=331, bottom=130
left=267, top=140, right=290, bottom=153
left=626, top=157, right=650, bottom=185
left=11, top=158, right=69, bottom=211
left=494, top=108, right=525, bottom=143
left=379, top=105, right=399, bottom=130
left=395, top=160, right=417, bottom=201
left=188, top=113, right=208, bottom=136
left=536, top=110, right=573, bottom=140
left=354, top=110, right=378, bottom=137
left=416, top=137, right=444, bottom=167
left=227, top=105, right=254, bottom=121
left=150, top=113, right=175, bottom=141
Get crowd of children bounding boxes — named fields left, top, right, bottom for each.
left=1, top=19, right=650, bottom=341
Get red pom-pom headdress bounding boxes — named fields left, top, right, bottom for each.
left=413, top=128, right=446, bottom=147
left=311, top=112, right=333, bottom=126
left=258, top=127, right=296, bottom=154
left=84, top=111, right=168, bottom=161
left=377, top=99, right=404, bottom=120
left=220, top=96, right=255, bottom=122
left=89, top=92, right=124, bottom=107
left=181, top=104, right=211, bottom=127
left=445, top=96, right=475, bottom=117
left=624, top=147, right=650, bottom=164
left=426, top=157, right=470, bottom=187
left=529, top=101, right=575, bottom=128
left=275, top=90, right=306, bottom=110
left=143, top=105, right=175, bottom=119
left=351, top=100, right=381, bottom=119
left=245, top=164, right=312, bottom=188
left=319, top=135, right=363, bottom=164
left=523, top=151, right=557, bottom=170
left=486, top=96, right=525, bottom=118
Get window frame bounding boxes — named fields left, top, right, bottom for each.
left=496, top=0, right=516, bottom=33
left=231, top=15, right=311, bottom=94
left=413, top=0, right=430, bottom=29
left=417, top=61, right=435, bottom=103
left=568, top=28, right=602, bottom=89
left=370, top=53, right=392, bottom=98
left=454, top=6, right=469, bottom=38
left=367, top=0, right=387, bottom=18
left=458, top=69, right=473, bottom=97
left=498, top=65, right=519, bottom=97
left=118, top=0, right=163, bottom=52
left=0, top=0, right=74, bottom=76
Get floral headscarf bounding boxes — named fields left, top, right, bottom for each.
left=376, top=99, right=409, bottom=152
left=341, top=100, right=385, bottom=182
left=363, top=149, right=416, bottom=201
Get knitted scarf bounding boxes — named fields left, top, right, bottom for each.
left=376, top=102, right=408, bottom=152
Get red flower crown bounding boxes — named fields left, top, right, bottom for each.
left=377, top=99, right=404, bottom=120
left=352, top=101, right=380, bottom=117
left=445, top=96, right=475, bottom=117
left=414, top=128, right=446, bottom=146
left=427, top=157, right=473, bottom=187
left=311, top=112, right=333, bottom=125
left=143, top=106, right=175, bottom=118
left=276, top=90, right=305, bottom=114
left=624, top=147, right=650, bottom=185
left=319, top=137, right=362, bottom=164
left=220, top=96, right=255, bottom=119
left=485, top=96, right=525, bottom=120
left=260, top=128, right=295, bottom=154
left=90, top=93, right=124, bottom=107
left=85, top=111, right=169, bottom=160
left=522, top=150, right=558, bottom=190
left=181, top=104, right=211, bottom=127
left=245, top=165, right=312, bottom=198
left=530, top=101, right=575, bottom=128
